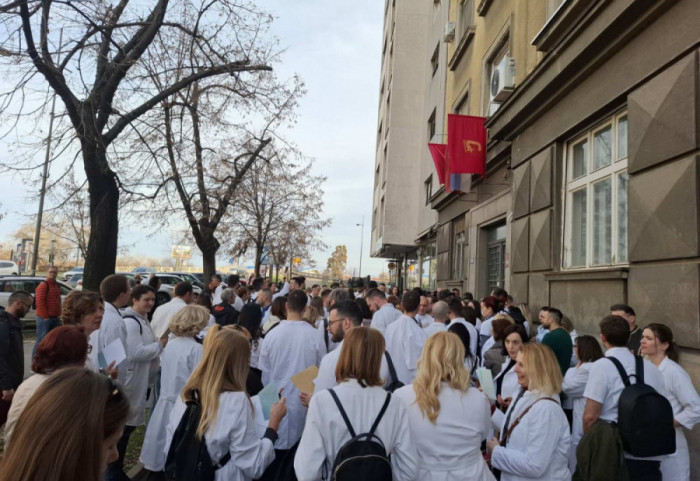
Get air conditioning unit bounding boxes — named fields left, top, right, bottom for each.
left=490, top=56, right=516, bottom=103
left=443, top=22, right=455, bottom=43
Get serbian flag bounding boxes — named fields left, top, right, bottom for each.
left=447, top=114, right=487, bottom=176
left=428, top=143, right=461, bottom=193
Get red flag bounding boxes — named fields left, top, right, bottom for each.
left=428, top=143, right=446, bottom=185
left=447, top=114, right=486, bottom=176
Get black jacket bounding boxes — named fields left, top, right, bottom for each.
left=212, top=302, right=239, bottom=327
left=0, top=310, right=24, bottom=391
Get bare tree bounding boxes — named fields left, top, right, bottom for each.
left=0, top=0, right=278, bottom=289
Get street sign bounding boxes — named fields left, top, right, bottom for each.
left=293, top=257, right=301, bottom=265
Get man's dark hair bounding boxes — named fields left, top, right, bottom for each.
left=610, top=304, right=636, bottom=317
left=463, top=306, right=479, bottom=326
left=438, top=290, right=452, bottom=301
left=462, top=291, right=474, bottom=301
left=287, top=290, right=308, bottom=314
left=600, top=315, right=631, bottom=347
left=368, top=280, right=378, bottom=289
left=546, top=307, right=563, bottom=325
left=412, top=287, right=422, bottom=295
left=379, top=283, right=386, bottom=287
left=211, top=274, right=222, bottom=282
left=329, top=300, right=363, bottom=327
left=251, top=277, right=264, bottom=292
left=402, top=290, right=420, bottom=313
left=365, top=288, right=386, bottom=300
left=131, top=284, right=155, bottom=301
left=100, top=275, right=129, bottom=303
left=330, top=282, right=340, bottom=289
left=227, top=274, right=240, bottom=286
left=311, top=284, right=320, bottom=289
left=321, top=288, right=332, bottom=298
left=174, top=282, right=194, bottom=298
left=8, top=290, right=32, bottom=306
left=292, top=276, right=306, bottom=285
left=446, top=298, right=464, bottom=318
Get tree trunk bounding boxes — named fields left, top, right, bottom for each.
left=202, top=246, right=217, bottom=287
left=82, top=148, right=120, bottom=291
left=254, top=243, right=263, bottom=278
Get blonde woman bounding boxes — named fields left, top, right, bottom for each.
left=140, top=305, right=209, bottom=475
left=394, top=331, right=494, bottom=481
left=164, top=326, right=287, bottom=481
left=486, top=343, right=571, bottom=480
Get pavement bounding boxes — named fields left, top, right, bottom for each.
left=23, top=341, right=33, bottom=379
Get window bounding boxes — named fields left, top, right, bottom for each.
left=420, top=243, right=437, bottom=290
left=430, top=43, right=439, bottom=76
left=452, top=217, right=467, bottom=280
left=425, top=176, right=433, bottom=204
left=486, top=38, right=510, bottom=116
left=372, top=207, right=378, bottom=232
left=458, top=0, right=474, bottom=41
left=427, top=109, right=436, bottom=141
left=486, top=224, right=506, bottom=292
left=564, top=112, right=628, bottom=268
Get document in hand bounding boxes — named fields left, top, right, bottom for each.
left=97, top=339, right=126, bottom=370
left=291, top=365, right=319, bottom=394
left=476, top=367, right=497, bottom=400
left=258, top=382, right=279, bottom=420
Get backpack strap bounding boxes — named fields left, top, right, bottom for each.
left=122, top=315, right=143, bottom=335
left=384, top=351, right=399, bottom=386
left=607, top=357, right=631, bottom=387
left=634, top=355, right=645, bottom=385
left=329, top=388, right=356, bottom=438
left=368, top=392, right=392, bottom=438
left=323, top=318, right=329, bottom=351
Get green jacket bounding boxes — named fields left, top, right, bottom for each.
left=573, top=419, right=629, bottom=481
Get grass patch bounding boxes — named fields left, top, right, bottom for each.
left=124, top=409, right=151, bottom=474
left=23, top=329, right=36, bottom=342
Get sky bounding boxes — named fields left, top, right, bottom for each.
left=0, top=1, right=390, bottom=277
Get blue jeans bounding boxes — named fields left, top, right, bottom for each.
left=33, top=316, right=61, bottom=358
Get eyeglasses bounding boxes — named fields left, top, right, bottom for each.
left=21, top=301, right=32, bottom=310
left=328, top=317, right=345, bottom=326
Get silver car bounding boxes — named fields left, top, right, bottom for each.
left=0, top=276, right=74, bottom=321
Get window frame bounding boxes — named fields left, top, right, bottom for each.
left=563, top=111, right=629, bottom=269
left=425, top=175, right=433, bottom=205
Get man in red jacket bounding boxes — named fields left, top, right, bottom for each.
left=33, top=265, right=62, bottom=356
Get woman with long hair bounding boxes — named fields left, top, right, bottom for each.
left=494, top=324, right=528, bottom=412
left=62, top=290, right=108, bottom=373
left=395, top=331, right=494, bottom=480
left=237, top=303, right=264, bottom=386
left=0, top=367, right=130, bottom=481
left=294, top=327, right=417, bottom=481
left=140, top=305, right=209, bottom=477
left=164, top=326, right=287, bottom=480
left=261, top=296, right=287, bottom=336
left=562, top=335, right=604, bottom=471
left=640, top=323, right=700, bottom=481
left=4, top=326, right=89, bottom=445
left=447, top=322, right=478, bottom=374
left=479, top=296, right=499, bottom=346
left=486, top=343, right=571, bottom=480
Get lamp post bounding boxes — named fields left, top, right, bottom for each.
left=356, top=216, right=364, bottom=278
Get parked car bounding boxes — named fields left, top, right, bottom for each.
left=154, top=273, right=202, bottom=304
left=169, top=271, right=207, bottom=290
left=0, top=261, right=19, bottom=276
left=132, top=267, right=156, bottom=275
left=66, top=274, right=83, bottom=290
left=0, top=276, right=73, bottom=322
left=62, top=267, right=84, bottom=281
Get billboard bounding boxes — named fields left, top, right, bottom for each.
left=171, top=245, right=192, bottom=259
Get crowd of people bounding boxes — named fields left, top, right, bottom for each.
left=1, top=270, right=699, bottom=481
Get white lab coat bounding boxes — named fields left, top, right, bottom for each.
left=315, top=318, right=340, bottom=353
left=313, top=340, right=409, bottom=393
left=213, top=284, right=224, bottom=305
left=416, top=314, right=433, bottom=328
left=165, top=391, right=276, bottom=481
left=494, top=358, right=520, bottom=405
left=294, top=379, right=417, bottom=481
left=424, top=322, right=448, bottom=337
left=271, top=281, right=290, bottom=301
left=394, top=383, right=495, bottom=481
left=491, top=390, right=571, bottom=481
left=561, top=362, right=593, bottom=472
left=384, top=315, right=428, bottom=384
left=95, top=302, right=128, bottom=383
left=122, top=307, right=163, bottom=426
left=658, top=356, right=700, bottom=481
left=259, top=320, right=325, bottom=449
left=140, top=336, right=203, bottom=471
left=150, top=297, right=188, bottom=338
left=370, top=302, right=402, bottom=334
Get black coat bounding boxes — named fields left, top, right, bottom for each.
left=212, top=302, right=238, bottom=327
left=0, top=310, right=24, bottom=391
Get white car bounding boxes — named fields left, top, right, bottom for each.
left=0, top=261, right=19, bottom=276
left=0, top=276, right=73, bottom=322
left=62, top=267, right=84, bottom=281
left=154, top=273, right=202, bottom=304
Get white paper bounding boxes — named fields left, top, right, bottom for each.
left=476, top=367, right=497, bottom=400
left=100, top=339, right=126, bottom=369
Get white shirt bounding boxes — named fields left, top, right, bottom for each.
left=259, top=320, right=325, bottom=449
left=384, top=315, right=428, bottom=383
left=213, top=284, right=224, bottom=305
left=491, top=390, right=571, bottom=481
left=96, top=302, right=128, bottom=383
left=313, top=340, right=409, bottom=393
left=370, top=302, right=402, bottom=334
left=165, top=391, right=275, bottom=481
left=416, top=313, right=433, bottom=328
left=480, top=316, right=495, bottom=338
left=450, top=318, right=479, bottom=358
left=394, top=383, right=494, bottom=481
left=294, top=379, right=417, bottom=481
left=562, top=362, right=593, bottom=472
left=4, top=373, right=49, bottom=446
left=122, top=307, right=163, bottom=426
left=150, top=297, right=188, bottom=338
left=140, top=336, right=203, bottom=471
left=271, top=281, right=290, bottom=301
left=233, top=295, right=245, bottom=312
left=424, top=321, right=448, bottom=337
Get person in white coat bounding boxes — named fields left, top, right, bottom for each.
left=641, top=323, right=700, bottom=481
left=561, top=334, right=603, bottom=472
left=150, top=282, right=193, bottom=338
left=367, top=288, right=401, bottom=334
left=140, top=305, right=209, bottom=475
left=294, top=326, right=417, bottom=481
left=395, top=331, right=494, bottom=481
left=164, top=327, right=287, bottom=481
left=487, top=343, right=571, bottom=480
left=446, top=298, right=478, bottom=361
left=494, top=324, right=528, bottom=413
left=384, top=291, right=428, bottom=383
left=258, top=290, right=325, bottom=479
left=424, top=301, right=449, bottom=337
left=95, top=275, right=132, bottom=381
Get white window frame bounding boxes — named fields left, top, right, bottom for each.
left=563, top=111, right=628, bottom=269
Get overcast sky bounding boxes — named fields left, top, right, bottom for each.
left=0, top=1, right=389, bottom=276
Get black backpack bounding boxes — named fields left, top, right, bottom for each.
left=607, top=356, right=676, bottom=457
left=164, top=390, right=231, bottom=481
left=383, top=351, right=404, bottom=393
left=328, top=389, right=393, bottom=481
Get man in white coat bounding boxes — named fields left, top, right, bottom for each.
left=150, top=282, right=193, bottom=338
left=367, top=288, right=401, bottom=334
left=415, top=295, right=434, bottom=328
left=446, top=298, right=479, bottom=358
left=384, top=290, right=428, bottom=384
left=259, top=289, right=325, bottom=480
left=94, top=274, right=132, bottom=383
